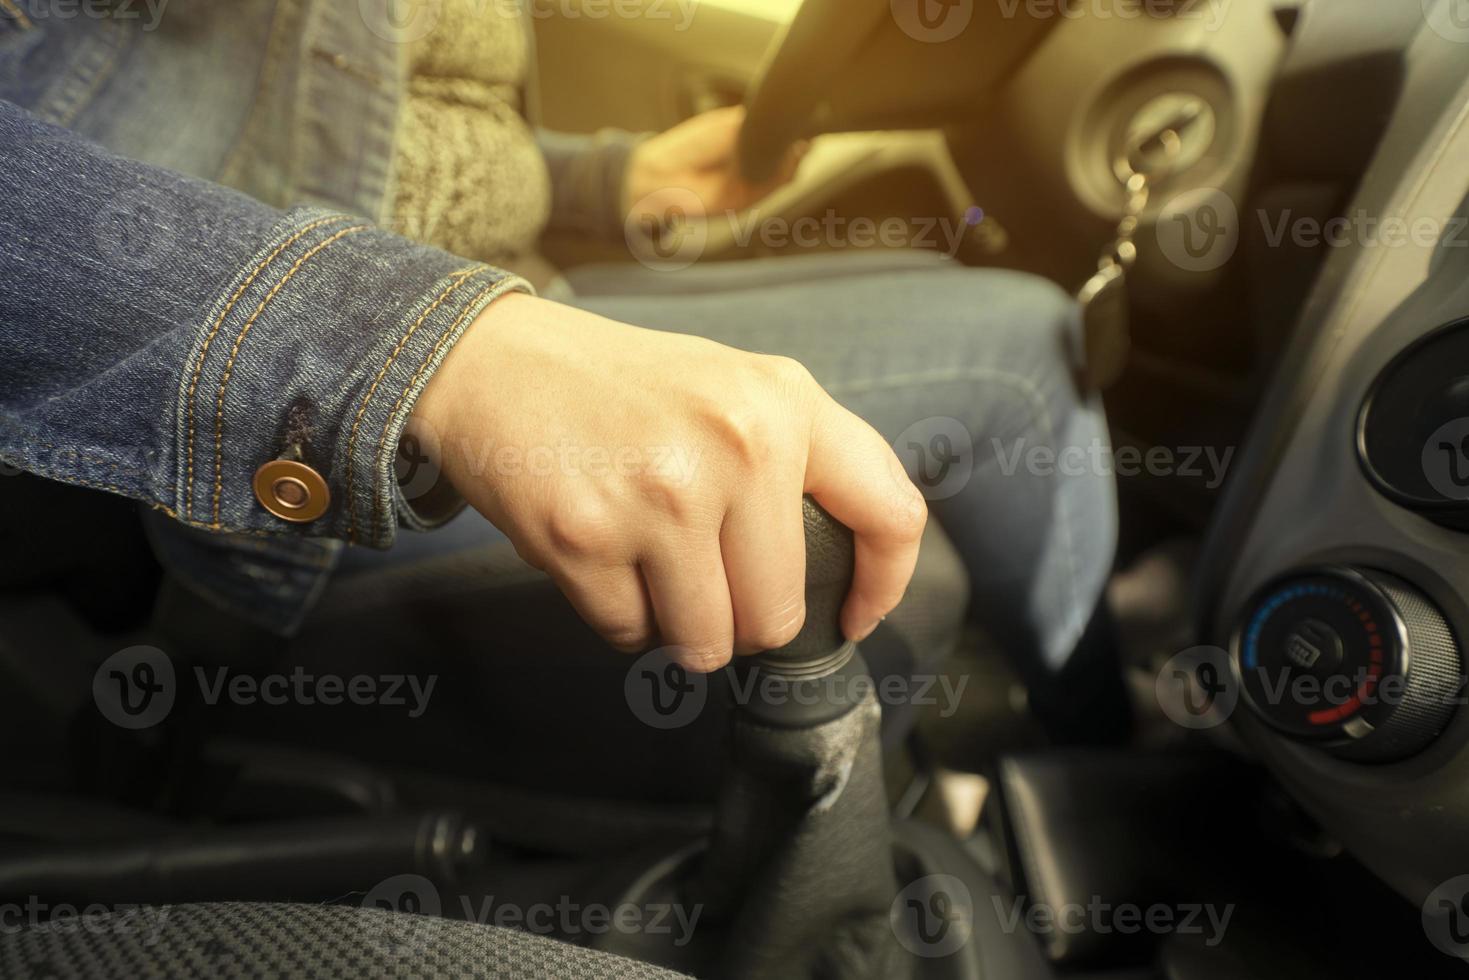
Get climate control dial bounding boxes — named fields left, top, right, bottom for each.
left=1232, top=567, right=1462, bottom=761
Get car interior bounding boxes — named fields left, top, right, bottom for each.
left=4, top=0, right=1469, bottom=976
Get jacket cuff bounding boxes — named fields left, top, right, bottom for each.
left=538, top=127, right=648, bottom=243
left=175, top=207, right=529, bottom=548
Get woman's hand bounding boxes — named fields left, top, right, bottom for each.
left=411, top=293, right=926, bottom=672
left=623, top=106, right=805, bottom=229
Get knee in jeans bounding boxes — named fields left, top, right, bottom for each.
left=925, top=268, right=1083, bottom=372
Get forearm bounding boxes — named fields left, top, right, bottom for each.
left=0, top=99, right=529, bottom=546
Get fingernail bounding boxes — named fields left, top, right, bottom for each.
left=852, top=615, right=885, bottom=643
left=682, top=650, right=728, bottom=674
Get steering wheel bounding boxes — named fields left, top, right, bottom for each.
left=736, top=0, right=892, bottom=182
left=736, top=0, right=1060, bottom=185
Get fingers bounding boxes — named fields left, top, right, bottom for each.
left=642, top=539, right=736, bottom=673
left=720, top=491, right=807, bottom=655
left=770, top=139, right=810, bottom=187
left=727, top=139, right=807, bottom=208
left=551, top=561, right=656, bottom=654
left=803, top=397, right=927, bottom=643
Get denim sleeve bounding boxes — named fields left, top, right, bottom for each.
left=0, top=99, right=530, bottom=548
left=537, top=127, right=646, bottom=242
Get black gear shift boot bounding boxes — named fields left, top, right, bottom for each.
left=597, top=661, right=909, bottom=980
left=692, top=670, right=909, bottom=980
left=596, top=500, right=908, bottom=978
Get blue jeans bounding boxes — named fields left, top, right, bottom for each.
left=340, top=251, right=1118, bottom=675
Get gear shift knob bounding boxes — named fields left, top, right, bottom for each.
left=756, top=497, right=856, bottom=677
left=739, top=497, right=867, bottom=729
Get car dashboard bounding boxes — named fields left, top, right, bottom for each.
left=1201, top=12, right=1469, bottom=908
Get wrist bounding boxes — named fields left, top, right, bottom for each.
left=412, top=292, right=530, bottom=426
left=391, top=289, right=536, bottom=532
left=621, top=138, right=660, bottom=226
left=408, top=291, right=540, bottom=490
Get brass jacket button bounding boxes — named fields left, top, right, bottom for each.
left=253, top=459, right=331, bottom=523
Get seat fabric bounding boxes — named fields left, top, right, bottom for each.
left=0, top=901, right=691, bottom=979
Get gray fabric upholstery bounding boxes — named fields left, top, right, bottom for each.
left=0, top=902, right=689, bottom=979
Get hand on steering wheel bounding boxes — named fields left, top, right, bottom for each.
left=737, top=0, right=891, bottom=182
left=624, top=106, right=806, bottom=233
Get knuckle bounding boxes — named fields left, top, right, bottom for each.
left=761, top=355, right=820, bottom=414
left=894, top=490, right=928, bottom=540
left=888, top=467, right=929, bottom=540
left=745, top=604, right=806, bottom=652
left=673, top=640, right=732, bottom=674
left=707, top=399, right=772, bottom=468
left=510, top=538, right=548, bottom=571
left=601, top=623, right=651, bottom=653
left=637, top=471, right=700, bottom=524
left=764, top=354, right=815, bottom=390
left=543, top=498, right=617, bottom=558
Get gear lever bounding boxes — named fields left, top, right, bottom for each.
left=731, top=496, right=869, bottom=727
left=602, top=499, right=909, bottom=979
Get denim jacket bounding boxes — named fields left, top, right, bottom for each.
left=0, top=0, right=635, bottom=632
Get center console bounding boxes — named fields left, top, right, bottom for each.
left=1200, top=12, right=1469, bottom=908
